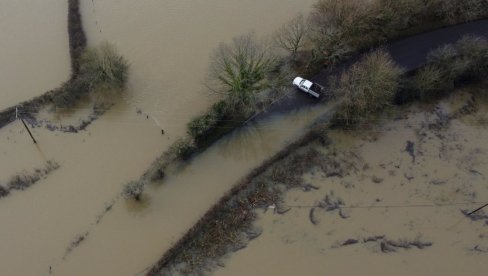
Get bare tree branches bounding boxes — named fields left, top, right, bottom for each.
left=273, top=14, right=308, bottom=55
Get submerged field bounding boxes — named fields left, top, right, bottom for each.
left=1, top=0, right=487, bottom=275
left=0, top=0, right=70, bottom=110
left=214, top=87, right=488, bottom=276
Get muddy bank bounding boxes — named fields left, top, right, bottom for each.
left=0, top=0, right=86, bottom=129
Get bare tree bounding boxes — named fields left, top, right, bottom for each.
left=208, top=33, right=276, bottom=114
left=274, top=14, right=308, bottom=55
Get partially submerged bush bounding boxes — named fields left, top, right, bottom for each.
left=410, top=65, right=447, bottom=101
left=168, top=138, right=197, bottom=161
left=80, top=42, right=129, bottom=91
left=53, top=42, right=129, bottom=108
left=332, top=50, right=403, bottom=127
left=208, top=33, right=276, bottom=114
left=122, top=180, right=145, bottom=201
left=0, top=185, right=9, bottom=198
left=187, top=101, right=229, bottom=141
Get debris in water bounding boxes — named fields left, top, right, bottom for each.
left=338, top=208, right=350, bottom=219
left=405, top=140, right=416, bottom=163
left=302, top=183, right=320, bottom=192
left=319, top=191, right=344, bottom=211
left=309, top=207, right=318, bottom=225
left=342, top=239, right=359, bottom=246
left=371, top=175, right=384, bottom=183
left=335, top=235, right=432, bottom=252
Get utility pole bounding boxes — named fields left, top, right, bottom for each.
left=17, top=107, right=37, bottom=144
left=468, top=203, right=488, bottom=216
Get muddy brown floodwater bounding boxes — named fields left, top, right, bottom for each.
left=215, top=89, right=488, bottom=276
left=0, top=1, right=318, bottom=275
left=0, top=0, right=70, bottom=110
left=80, top=0, right=316, bottom=133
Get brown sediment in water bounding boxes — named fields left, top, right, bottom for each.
left=149, top=83, right=488, bottom=275
left=0, top=0, right=86, bottom=129
left=146, top=109, right=336, bottom=274
left=214, top=88, right=488, bottom=275
left=0, top=2, right=320, bottom=274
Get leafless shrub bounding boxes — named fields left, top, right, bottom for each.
left=274, top=14, right=309, bottom=56
left=412, top=36, right=488, bottom=101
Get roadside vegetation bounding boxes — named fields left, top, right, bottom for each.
left=331, top=35, right=487, bottom=129
left=330, top=50, right=403, bottom=127
left=409, top=36, right=488, bottom=101
left=306, top=0, right=488, bottom=68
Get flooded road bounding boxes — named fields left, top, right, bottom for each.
left=0, top=1, right=318, bottom=275
left=53, top=104, right=333, bottom=275
left=0, top=0, right=70, bottom=110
